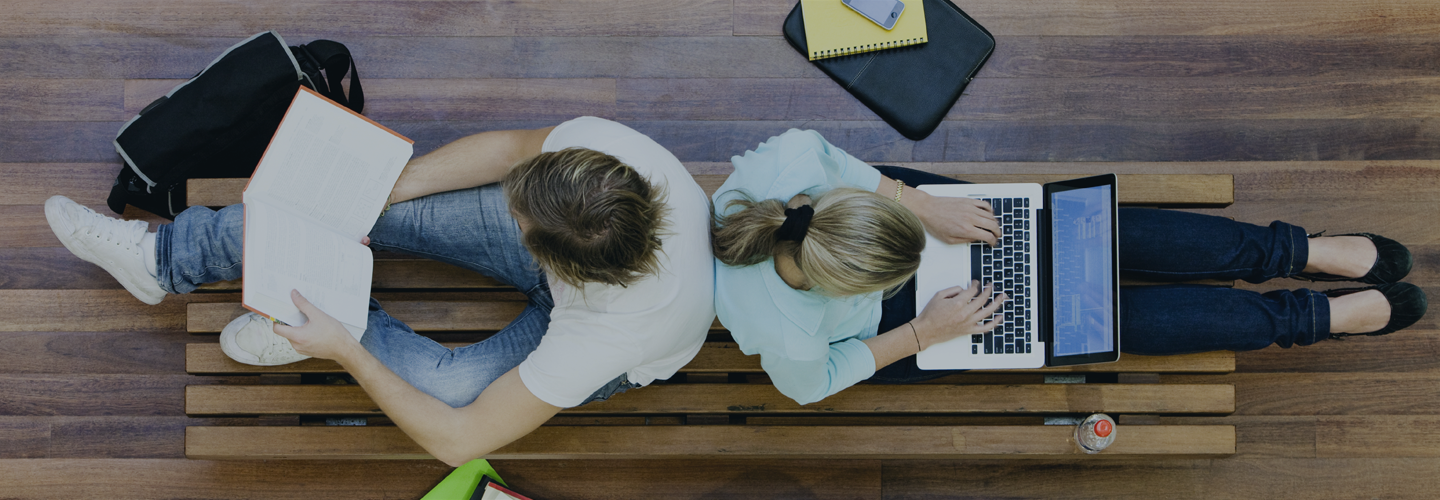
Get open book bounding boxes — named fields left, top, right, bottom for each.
left=242, top=86, right=414, bottom=340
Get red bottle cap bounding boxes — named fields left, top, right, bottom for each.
left=1094, top=419, right=1113, bottom=437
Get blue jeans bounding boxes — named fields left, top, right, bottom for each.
left=156, top=184, right=636, bottom=407
left=869, top=166, right=1328, bottom=383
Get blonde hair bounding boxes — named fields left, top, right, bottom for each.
left=504, top=147, right=668, bottom=288
left=712, top=188, right=924, bottom=297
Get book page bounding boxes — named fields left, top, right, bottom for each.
left=247, top=88, right=413, bottom=241
left=242, top=198, right=373, bottom=335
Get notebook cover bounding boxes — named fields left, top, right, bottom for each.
left=799, top=0, right=928, bottom=60
left=784, top=0, right=994, bottom=140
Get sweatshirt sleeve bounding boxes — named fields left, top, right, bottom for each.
left=759, top=338, right=877, bottom=406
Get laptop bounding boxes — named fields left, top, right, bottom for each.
left=914, top=174, right=1120, bottom=370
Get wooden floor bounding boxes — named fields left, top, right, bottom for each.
left=3, top=0, right=1439, bottom=498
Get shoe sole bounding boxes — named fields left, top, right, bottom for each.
left=219, top=314, right=266, bottom=365
left=44, top=196, right=166, bottom=305
left=219, top=313, right=310, bottom=366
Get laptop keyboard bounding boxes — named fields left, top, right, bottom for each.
left=969, top=197, right=1034, bottom=355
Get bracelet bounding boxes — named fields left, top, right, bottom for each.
left=908, top=322, right=921, bottom=351
left=894, top=179, right=906, bottom=202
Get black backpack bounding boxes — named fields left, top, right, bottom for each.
left=109, top=31, right=363, bottom=218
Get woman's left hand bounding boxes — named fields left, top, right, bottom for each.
left=908, top=188, right=1001, bottom=246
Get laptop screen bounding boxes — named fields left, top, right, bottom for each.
left=1049, top=184, right=1116, bottom=357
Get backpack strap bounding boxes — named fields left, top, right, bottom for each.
left=298, top=40, right=364, bottom=112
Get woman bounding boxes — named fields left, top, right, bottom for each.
left=712, top=129, right=1426, bottom=405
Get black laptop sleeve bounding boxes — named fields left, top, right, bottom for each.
left=782, top=0, right=995, bottom=141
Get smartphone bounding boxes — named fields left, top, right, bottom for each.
left=842, top=0, right=906, bottom=30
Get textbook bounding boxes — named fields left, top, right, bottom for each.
left=241, top=86, right=414, bottom=340
left=800, top=0, right=928, bottom=60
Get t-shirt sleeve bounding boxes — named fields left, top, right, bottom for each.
left=517, top=319, right=640, bottom=408
left=792, top=129, right=882, bottom=192
left=760, top=338, right=877, bottom=406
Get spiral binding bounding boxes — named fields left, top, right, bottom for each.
left=810, top=36, right=927, bottom=60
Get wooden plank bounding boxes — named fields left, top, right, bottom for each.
left=124, top=78, right=620, bottom=121
left=0, top=290, right=194, bottom=333
left=0, top=418, right=49, bottom=458
left=904, top=119, right=1440, bottom=163
left=194, top=259, right=509, bottom=291
left=879, top=458, right=1440, bottom=499
left=0, top=331, right=189, bottom=374
left=187, top=300, right=527, bottom=333
left=2, top=0, right=734, bottom=37
left=616, top=77, right=1440, bottom=121
left=1236, top=330, right=1440, bottom=373
left=0, top=163, right=119, bottom=207
left=0, top=121, right=120, bottom=163
left=734, top=0, right=1440, bottom=36
left=187, top=342, right=1233, bottom=375
left=1166, top=372, right=1440, bottom=416
left=15, top=119, right=1440, bottom=165
left=0, top=458, right=882, bottom=499
left=9, top=37, right=1440, bottom=80
left=185, top=383, right=1234, bottom=416
left=0, top=374, right=246, bottom=417
left=1316, top=416, right=1440, bottom=458
left=184, top=425, right=1234, bottom=459
left=0, top=79, right=125, bottom=121
left=188, top=174, right=1234, bottom=208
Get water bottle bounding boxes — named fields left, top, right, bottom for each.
left=1075, top=413, right=1116, bottom=454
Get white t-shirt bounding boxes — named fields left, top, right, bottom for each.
left=516, top=117, right=716, bottom=408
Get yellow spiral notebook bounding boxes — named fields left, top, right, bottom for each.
left=801, top=0, right=928, bottom=61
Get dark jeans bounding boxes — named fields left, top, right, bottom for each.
left=869, top=166, right=1328, bottom=383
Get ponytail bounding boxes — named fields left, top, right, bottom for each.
left=712, top=188, right=925, bottom=297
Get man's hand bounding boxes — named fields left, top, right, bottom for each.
left=272, top=289, right=362, bottom=362
left=909, top=188, right=1002, bottom=246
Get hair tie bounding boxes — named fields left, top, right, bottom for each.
left=776, top=205, right=814, bottom=243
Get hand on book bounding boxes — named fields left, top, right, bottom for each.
left=272, top=289, right=363, bottom=362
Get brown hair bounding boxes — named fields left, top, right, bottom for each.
left=712, top=188, right=924, bottom=297
left=504, top=147, right=668, bottom=288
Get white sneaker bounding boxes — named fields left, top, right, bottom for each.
left=219, top=313, right=311, bottom=366
left=44, top=195, right=166, bottom=305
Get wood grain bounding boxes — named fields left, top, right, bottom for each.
left=186, top=424, right=1234, bottom=459
left=0, top=331, right=188, bottom=374
left=616, top=77, right=1440, bottom=121
left=3, top=0, right=734, bottom=37
left=1166, top=372, right=1440, bottom=416
left=735, top=0, right=1440, bottom=36
left=185, top=383, right=1235, bottom=416
left=12, top=119, right=1440, bottom=165
left=9, top=36, right=1440, bottom=80
left=0, top=458, right=885, bottom=499
left=124, top=78, right=620, bottom=121
left=0, top=79, right=124, bottom=121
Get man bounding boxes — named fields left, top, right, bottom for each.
left=46, top=117, right=715, bottom=466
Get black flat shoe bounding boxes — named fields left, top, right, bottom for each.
left=1324, top=283, right=1427, bottom=338
left=1295, top=232, right=1413, bottom=285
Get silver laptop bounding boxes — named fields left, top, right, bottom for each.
left=915, top=174, right=1120, bottom=370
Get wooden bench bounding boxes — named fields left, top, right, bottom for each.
left=183, top=173, right=1239, bottom=460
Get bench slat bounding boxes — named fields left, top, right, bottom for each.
left=185, top=342, right=1235, bottom=374
left=189, top=174, right=1233, bottom=207
left=184, top=425, right=1236, bottom=459
left=185, top=383, right=1235, bottom=416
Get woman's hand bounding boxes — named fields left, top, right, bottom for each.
left=909, top=188, right=1002, bottom=246
left=910, top=281, right=1006, bottom=350
left=272, top=289, right=363, bottom=362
